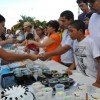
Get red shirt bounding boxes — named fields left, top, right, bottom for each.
left=26, top=44, right=39, bottom=53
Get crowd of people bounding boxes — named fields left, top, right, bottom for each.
left=0, top=0, right=100, bottom=88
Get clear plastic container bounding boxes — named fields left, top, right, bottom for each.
left=36, top=92, right=46, bottom=100
left=42, top=87, right=53, bottom=100
left=55, top=84, right=65, bottom=92
left=55, top=91, right=66, bottom=100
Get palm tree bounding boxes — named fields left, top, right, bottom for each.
left=11, top=15, right=47, bottom=33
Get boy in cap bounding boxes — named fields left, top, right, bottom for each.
left=23, top=21, right=39, bottom=41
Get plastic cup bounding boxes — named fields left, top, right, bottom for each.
left=33, top=84, right=45, bottom=93
left=36, top=92, right=46, bottom=100
left=55, top=91, right=66, bottom=100
left=43, top=87, right=53, bottom=100
left=55, top=84, right=65, bottom=92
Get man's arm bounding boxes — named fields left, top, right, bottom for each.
left=53, top=45, right=71, bottom=55
left=39, top=44, right=71, bottom=60
left=93, top=57, right=100, bottom=88
left=66, top=62, right=76, bottom=75
left=0, top=39, right=15, bottom=46
left=0, top=48, right=37, bottom=61
left=28, top=37, right=55, bottom=47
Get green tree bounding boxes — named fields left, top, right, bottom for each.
left=11, top=15, right=47, bottom=33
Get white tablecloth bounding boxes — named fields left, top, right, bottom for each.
left=42, top=60, right=95, bottom=85
left=0, top=60, right=96, bottom=90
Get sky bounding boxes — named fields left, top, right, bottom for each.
left=0, top=0, right=79, bottom=29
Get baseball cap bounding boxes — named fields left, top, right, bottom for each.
left=23, top=21, right=32, bottom=28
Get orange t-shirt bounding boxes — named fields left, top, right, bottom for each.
left=45, top=33, right=61, bottom=62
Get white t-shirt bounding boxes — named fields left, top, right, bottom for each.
left=24, top=29, right=39, bottom=41
left=73, top=36, right=100, bottom=78
left=61, top=29, right=74, bottom=64
left=5, top=34, right=9, bottom=38
left=7, top=34, right=14, bottom=39
left=89, top=13, right=100, bottom=50
left=39, top=36, right=48, bottom=54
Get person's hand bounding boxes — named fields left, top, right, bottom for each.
left=66, top=68, right=73, bottom=75
left=93, top=82, right=100, bottom=88
left=24, top=47, right=30, bottom=54
left=29, top=54, right=38, bottom=61
left=38, top=53, right=49, bottom=61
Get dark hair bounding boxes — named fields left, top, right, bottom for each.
left=88, top=0, right=95, bottom=3
left=36, top=26, right=44, bottom=30
left=47, top=20, right=59, bottom=32
left=0, top=34, right=6, bottom=40
left=70, top=20, right=86, bottom=34
left=77, top=0, right=88, bottom=4
left=85, top=12, right=93, bottom=19
left=26, top=33, right=34, bottom=40
left=0, top=14, right=5, bottom=23
left=60, top=10, right=74, bottom=21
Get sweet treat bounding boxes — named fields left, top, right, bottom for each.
left=37, top=75, right=46, bottom=82
left=1, top=85, right=35, bottom=100
left=62, top=73, right=68, bottom=77
left=49, top=78, right=59, bottom=88
left=42, top=79, right=49, bottom=87
left=43, top=70, right=52, bottom=78
left=51, top=70, right=58, bottom=74
left=67, top=78, right=74, bottom=85
left=52, top=73, right=62, bottom=78
left=59, top=77, right=70, bottom=88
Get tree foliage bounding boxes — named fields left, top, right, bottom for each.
left=11, top=15, right=47, bottom=33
